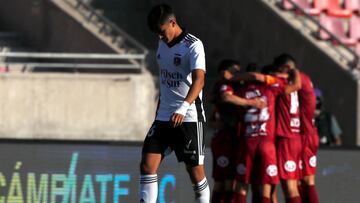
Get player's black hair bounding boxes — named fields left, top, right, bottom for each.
left=273, top=53, right=296, bottom=73
left=245, top=63, right=259, bottom=73
left=261, top=64, right=275, bottom=74
left=147, top=4, right=175, bottom=33
left=217, top=59, right=241, bottom=73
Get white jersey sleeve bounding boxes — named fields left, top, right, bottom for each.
left=189, top=41, right=206, bottom=72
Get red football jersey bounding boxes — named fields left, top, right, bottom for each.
left=298, top=72, right=317, bottom=136
left=275, top=77, right=301, bottom=137
left=236, top=82, right=283, bottom=140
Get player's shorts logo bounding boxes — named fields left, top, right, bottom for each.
left=237, top=164, right=246, bottom=175
left=309, top=156, right=317, bottom=167
left=284, top=160, right=297, bottom=172
left=299, top=160, right=303, bottom=170
left=266, top=165, right=278, bottom=177
left=146, top=125, right=156, bottom=137
left=217, top=156, right=229, bottom=168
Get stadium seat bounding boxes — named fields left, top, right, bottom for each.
left=350, top=15, right=360, bottom=40
left=282, top=0, right=321, bottom=15
left=282, top=0, right=308, bottom=10
left=318, top=15, right=357, bottom=46
left=313, top=0, right=353, bottom=17
left=345, top=0, right=360, bottom=13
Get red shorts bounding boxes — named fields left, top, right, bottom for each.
left=301, top=134, right=319, bottom=176
left=211, top=128, right=238, bottom=181
left=235, top=138, right=279, bottom=185
left=277, top=136, right=302, bottom=180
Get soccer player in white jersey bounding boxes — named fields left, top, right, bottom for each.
left=139, top=4, right=210, bottom=203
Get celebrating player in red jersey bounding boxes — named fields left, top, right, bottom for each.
left=209, top=60, right=266, bottom=203
left=272, top=54, right=302, bottom=203
left=283, top=57, right=319, bottom=203
left=232, top=64, right=301, bottom=203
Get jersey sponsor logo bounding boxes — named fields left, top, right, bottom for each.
left=216, top=156, right=229, bottom=168
left=266, top=165, right=278, bottom=177
left=237, top=164, right=246, bottom=175
left=284, top=160, right=297, bottom=172
left=160, top=69, right=183, bottom=88
left=309, top=156, right=317, bottom=167
left=245, top=90, right=262, bottom=99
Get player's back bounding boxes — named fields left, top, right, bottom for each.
left=275, top=77, right=301, bottom=138
left=236, top=82, right=277, bottom=140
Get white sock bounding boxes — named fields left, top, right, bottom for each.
left=139, top=174, right=158, bottom=203
left=193, top=178, right=210, bottom=203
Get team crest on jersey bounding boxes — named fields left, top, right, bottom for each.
left=174, top=56, right=181, bottom=66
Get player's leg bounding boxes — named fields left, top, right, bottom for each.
left=175, top=122, right=210, bottom=203
left=186, top=164, right=211, bottom=203
left=233, top=139, right=255, bottom=203
left=277, top=137, right=302, bottom=203
left=300, top=135, right=319, bottom=203
left=212, top=181, right=225, bottom=203
left=271, top=185, right=278, bottom=203
left=211, top=130, right=230, bottom=203
left=139, top=121, right=168, bottom=203
left=234, top=181, right=249, bottom=203
left=257, top=140, right=280, bottom=203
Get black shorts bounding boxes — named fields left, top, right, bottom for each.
left=142, top=120, right=206, bottom=166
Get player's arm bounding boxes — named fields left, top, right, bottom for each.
left=221, top=92, right=266, bottom=109
left=171, top=69, right=205, bottom=127
left=232, top=72, right=264, bottom=83
left=171, top=40, right=206, bottom=127
left=284, top=69, right=301, bottom=94
left=232, top=72, right=278, bottom=85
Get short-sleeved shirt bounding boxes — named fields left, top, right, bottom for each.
left=236, top=82, right=284, bottom=141
left=155, top=32, right=206, bottom=122
left=298, top=72, right=317, bottom=136
left=275, top=77, right=301, bottom=138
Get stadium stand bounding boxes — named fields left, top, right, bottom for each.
left=0, top=0, right=156, bottom=141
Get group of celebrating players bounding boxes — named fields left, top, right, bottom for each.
left=210, top=54, right=320, bottom=203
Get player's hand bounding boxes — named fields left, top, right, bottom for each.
left=170, top=113, right=185, bottom=128
left=249, top=98, right=267, bottom=109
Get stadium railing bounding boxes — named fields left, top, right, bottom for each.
left=0, top=52, right=146, bottom=73
left=60, top=0, right=148, bottom=56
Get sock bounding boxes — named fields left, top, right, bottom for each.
left=286, top=196, right=301, bottom=203
left=261, top=197, right=271, bottom=203
left=211, top=191, right=224, bottom=203
left=194, top=178, right=210, bottom=203
left=303, top=185, right=319, bottom=203
left=233, top=193, right=247, bottom=203
left=139, top=174, right=158, bottom=203
left=225, top=191, right=235, bottom=203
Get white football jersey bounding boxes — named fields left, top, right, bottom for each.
left=155, top=32, right=206, bottom=122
